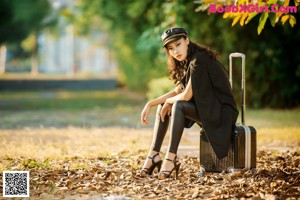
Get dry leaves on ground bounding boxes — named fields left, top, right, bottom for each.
left=0, top=150, right=299, bottom=200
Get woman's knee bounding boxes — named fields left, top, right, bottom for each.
left=156, top=104, right=163, bottom=113
left=172, top=100, right=185, bottom=113
left=155, top=104, right=163, bottom=119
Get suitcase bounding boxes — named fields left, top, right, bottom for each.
left=199, top=53, right=257, bottom=173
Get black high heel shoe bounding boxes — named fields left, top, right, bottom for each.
left=139, top=153, right=162, bottom=176
left=158, top=156, right=181, bottom=179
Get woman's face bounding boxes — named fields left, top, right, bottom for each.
left=166, top=37, right=190, bottom=61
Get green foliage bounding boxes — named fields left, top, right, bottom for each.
left=196, top=0, right=299, bottom=35
left=70, top=0, right=299, bottom=108
left=242, top=18, right=300, bottom=108
left=71, top=0, right=191, bottom=90
left=0, top=0, right=54, bottom=44
left=146, top=77, right=174, bottom=100
left=257, top=12, right=269, bottom=34
left=21, top=34, right=37, bottom=52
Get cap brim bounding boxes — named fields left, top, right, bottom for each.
left=163, top=33, right=187, bottom=47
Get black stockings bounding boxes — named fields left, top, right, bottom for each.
left=151, top=100, right=201, bottom=154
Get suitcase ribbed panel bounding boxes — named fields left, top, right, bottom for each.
left=200, top=130, right=234, bottom=172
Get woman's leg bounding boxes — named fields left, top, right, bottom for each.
left=142, top=104, right=169, bottom=170
left=160, top=100, right=200, bottom=174
left=169, top=100, right=200, bottom=154
left=151, top=104, right=170, bottom=152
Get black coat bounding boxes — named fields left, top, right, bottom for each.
left=185, top=51, right=239, bottom=159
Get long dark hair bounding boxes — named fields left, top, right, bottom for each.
left=165, top=36, right=218, bottom=85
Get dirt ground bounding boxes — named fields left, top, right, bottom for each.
left=0, top=126, right=299, bottom=200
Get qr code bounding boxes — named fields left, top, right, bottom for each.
left=3, top=171, right=30, bottom=197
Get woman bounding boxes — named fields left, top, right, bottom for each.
left=140, top=27, right=238, bottom=179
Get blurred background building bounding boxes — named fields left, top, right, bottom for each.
left=38, top=24, right=117, bottom=76
left=1, top=0, right=117, bottom=78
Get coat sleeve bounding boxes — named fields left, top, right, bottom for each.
left=190, top=52, right=238, bottom=159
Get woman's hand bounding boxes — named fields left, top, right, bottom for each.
left=141, top=103, right=151, bottom=125
left=160, top=102, right=171, bottom=122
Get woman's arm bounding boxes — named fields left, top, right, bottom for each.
left=165, top=77, right=193, bottom=104
left=160, top=78, right=193, bottom=122
left=141, top=85, right=182, bottom=125
left=147, top=86, right=182, bottom=107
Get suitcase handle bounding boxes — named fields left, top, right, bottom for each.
left=229, top=53, right=246, bottom=125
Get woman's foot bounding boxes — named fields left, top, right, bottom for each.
left=138, top=151, right=162, bottom=176
left=158, top=152, right=181, bottom=179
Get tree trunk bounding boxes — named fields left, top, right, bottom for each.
left=0, top=44, right=7, bottom=74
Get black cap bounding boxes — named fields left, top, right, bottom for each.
left=161, top=27, right=188, bottom=47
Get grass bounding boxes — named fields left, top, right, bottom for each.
left=247, top=108, right=300, bottom=129
left=0, top=89, right=146, bottom=128
left=0, top=89, right=144, bottom=111
left=246, top=109, right=300, bottom=150
left=0, top=72, right=116, bottom=80
left=1, top=89, right=299, bottom=126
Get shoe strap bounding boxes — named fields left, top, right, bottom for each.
left=165, top=155, right=177, bottom=163
left=148, top=152, right=160, bottom=165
